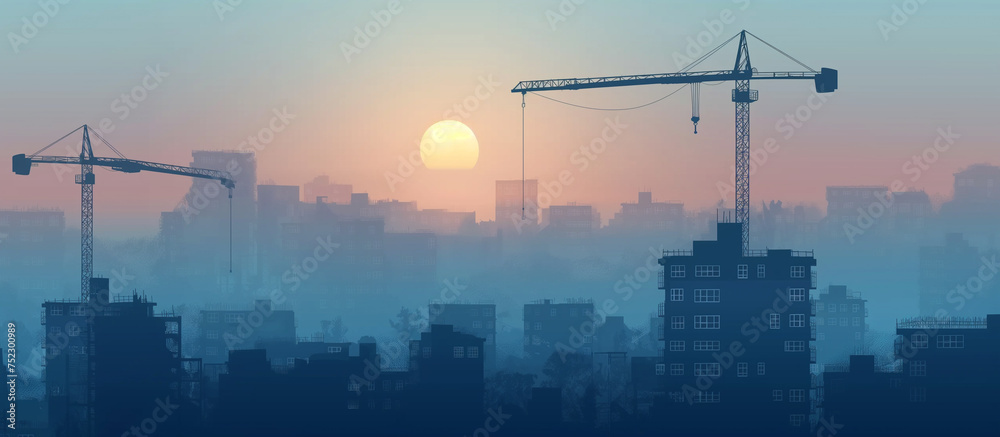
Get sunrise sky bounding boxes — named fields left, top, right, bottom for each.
left=2, top=0, right=998, bottom=236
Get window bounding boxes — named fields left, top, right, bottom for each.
left=206, top=330, right=219, bottom=340
left=852, top=304, right=859, bottom=313
left=788, top=389, right=805, bottom=402
left=550, top=308, right=557, bottom=317
left=827, top=317, right=837, bottom=326
left=695, top=265, right=721, bottom=277
left=669, top=340, right=685, bottom=352
left=422, top=347, right=432, bottom=358
left=757, top=264, right=766, bottom=278
left=839, top=304, right=848, bottom=312
left=816, top=302, right=825, bottom=312
left=784, top=341, right=805, bottom=352
left=467, top=346, right=479, bottom=358
left=396, top=381, right=404, bottom=391
left=818, top=333, right=826, bottom=341
left=789, top=314, right=805, bottom=328
left=655, top=364, right=666, bottom=375
left=829, top=304, right=837, bottom=314
left=852, top=317, right=860, bottom=327
left=473, top=320, right=482, bottom=329
left=453, top=346, right=465, bottom=358
left=789, top=288, right=806, bottom=302
left=383, top=380, right=392, bottom=391
left=790, top=414, right=805, bottom=426
left=49, top=307, right=63, bottom=316
left=66, top=324, right=80, bottom=337
left=769, top=314, right=781, bottom=330
left=69, top=306, right=86, bottom=317
left=737, top=264, right=748, bottom=279
left=328, top=346, right=342, bottom=353
left=670, top=288, right=684, bottom=301
left=772, top=390, right=783, bottom=401
left=839, top=317, right=848, bottom=327
left=286, top=357, right=297, bottom=366
left=694, top=340, right=720, bottom=351
left=737, top=362, right=748, bottom=377
left=225, top=313, right=239, bottom=323
left=694, top=289, right=720, bottom=303
left=670, top=265, right=685, bottom=278
left=910, top=360, right=926, bottom=377
left=694, top=315, right=720, bottom=329
left=671, top=316, right=685, bottom=330
left=937, top=335, right=965, bottom=349
left=790, top=266, right=805, bottom=278
left=206, top=313, right=219, bottom=323
left=534, top=322, right=542, bottom=331
left=348, top=400, right=359, bottom=410
left=383, top=399, right=393, bottom=410
left=49, top=326, right=62, bottom=335
left=670, top=363, right=684, bottom=376
left=909, top=387, right=926, bottom=402
left=694, top=363, right=721, bottom=377
left=910, top=333, right=928, bottom=348
left=348, top=382, right=360, bottom=392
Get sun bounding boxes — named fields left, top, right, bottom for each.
left=419, top=120, right=479, bottom=170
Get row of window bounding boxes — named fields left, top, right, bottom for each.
left=816, top=303, right=862, bottom=313
left=819, top=317, right=861, bottom=327
left=670, top=288, right=807, bottom=302
left=772, top=389, right=806, bottom=402
left=657, top=362, right=766, bottom=376
left=910, top=334, right=965, bottom=349
left=668, top=265, right=806, bottom=279
left=417, top=346, right=480, bottom=359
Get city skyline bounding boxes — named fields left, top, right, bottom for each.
left=2, top=1, right=998, bottom=236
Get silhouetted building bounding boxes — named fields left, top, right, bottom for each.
left=918, top=233, right=980, bottom=316
left=303, top=175, right=353, bottom=204
left=595, top=315, right=629, bottom=354
left=43, top=278, right=200, bottom=436
left=889, top=190, right=932, bottom=238
left=198, top=299, right=295, bottom=363
left=496, top=179, right=539, bottom=235
left=953, top=164, right=1000, bottom=203
left=523, top=299, right=595, bottom=368
left=257, top=184, right=302, bottom=284
left=657, top=222, right=816, bottom=436
left=542, top=203, right=600, bottom=238
left=427, top=303, right=497, bottom=372
left=815, top=285, right=867, bottom=366
left=408, top=325, right=485, bottom=436
left=825, top=186, right=889, bottom=241
left=0, top=209, right=67, bottom=299
left=822, top=315, right=1000, bottom=436
left=607, top=191, right=685, bottom=233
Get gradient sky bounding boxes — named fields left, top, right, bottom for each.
left=2, top=0, right=998, bottom=236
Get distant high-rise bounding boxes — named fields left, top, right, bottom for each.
left=657, top=222, right=816, bottom=435
left=543, top=203, right=600, bottom=237
left=496, top=179, right=538, bottom=235
left=199, top=299, right=296, bottom=364
left=918, top=233, right=980, bottom=316
left=825, top=185, right=889, bottom=240
left=303, top=175, right=353, bottom=204
left=815, top=285, right=868, bottom=365
left=523, top=299, right=595, bottom=368
left=607, top=191, right=685, bottom=233
left=953, top=164, right=1000, bottom=203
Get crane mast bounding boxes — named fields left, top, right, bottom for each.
left=13, top=124, right=236, bottom=301
left=512, top=30, right=837, bottom=254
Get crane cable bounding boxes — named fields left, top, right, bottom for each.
left=521, top=93, right=526, bottom=221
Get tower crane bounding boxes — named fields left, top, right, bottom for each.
left=12, top=124, right=236, bottom=301
left=512, top=30, right=838, bottom=254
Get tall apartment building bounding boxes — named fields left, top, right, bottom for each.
left=825, top=186, right=889, bottom=241
left=815, top=285, right=867, bottom=366
left=427, top=303, right=496, bottom=372
left=43, top=278, right=199, bottom=436
left=408, top=325, right=486, bottom=436
left=657, top=222, right=816, bottom=436
left=523, top=299, right=595, bottom=368
left=496, top=179, right=538, bottom=235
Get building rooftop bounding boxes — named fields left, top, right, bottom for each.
left=896, top=316, right=989, bottom=330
